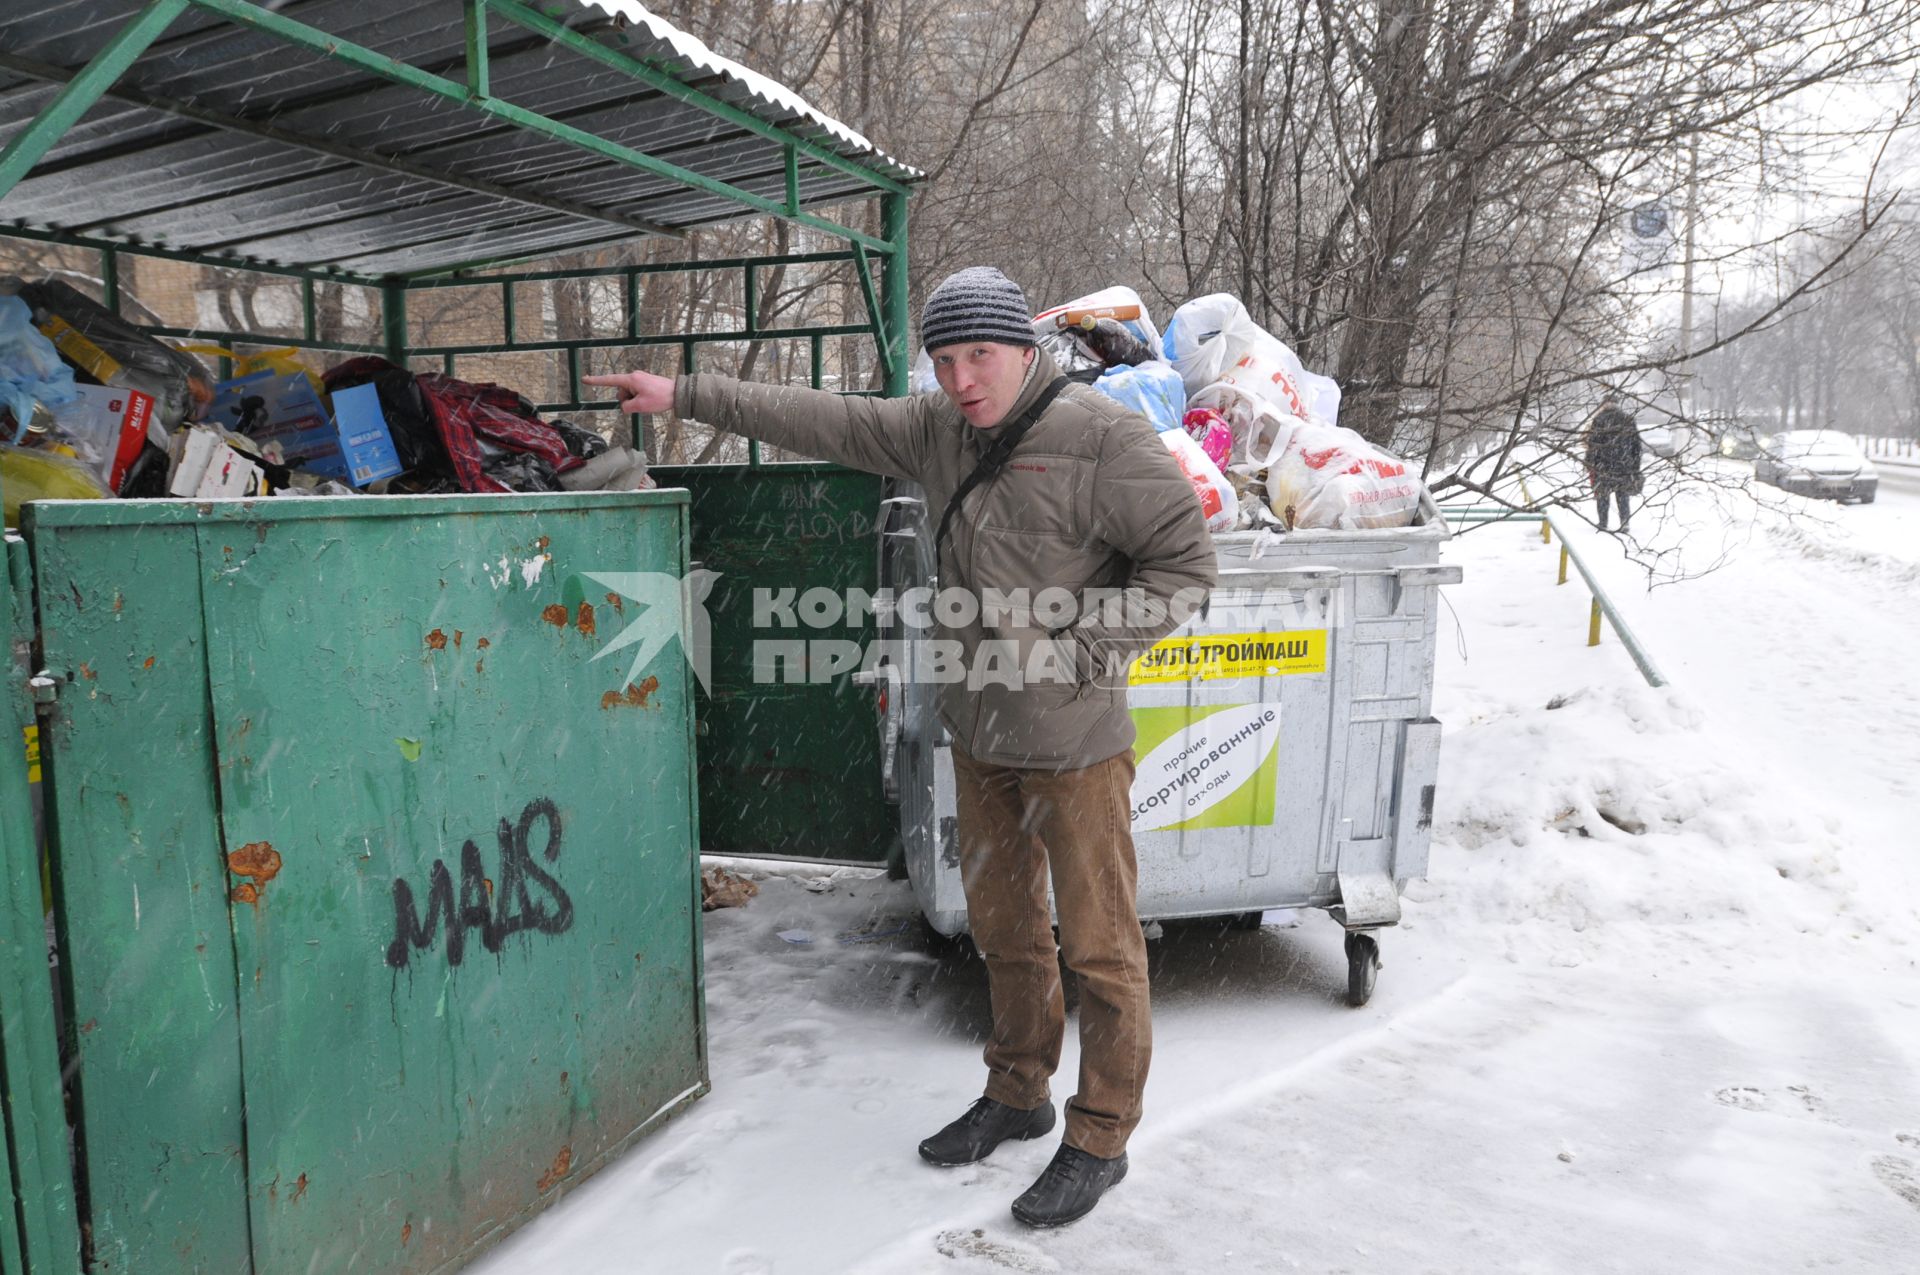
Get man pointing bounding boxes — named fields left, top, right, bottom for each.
left=588, top=266, right=1216, bottom=1226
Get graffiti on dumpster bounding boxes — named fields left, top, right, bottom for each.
left=384, top=798, right=574, bottom=969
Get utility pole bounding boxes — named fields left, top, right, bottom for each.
left=1678, top=130, right=1700, bottom=428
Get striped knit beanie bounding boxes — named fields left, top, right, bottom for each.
left=919, top=267, right=1036, bottom=351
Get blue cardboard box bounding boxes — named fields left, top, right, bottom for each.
left=330, top=382, right=404, bottom=487
left=206, top=369, right=345, bottom=478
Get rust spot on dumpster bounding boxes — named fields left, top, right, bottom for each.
left=535, top=535, right=550, bottom=550
left=112, top=593, right=124, bottom=613
left=401, top=1223, right=412, bottom=1247
left=80, top=1019, right=96, bottom=1035
left=453, top=629, right=464, bottom=648
left=228, top=842, right=282, bottom=884
left=576, top=602, right=596, bottom=636
left=606, top=591, right=624, bottom=615
left=79, top=663, right=96, bottom=681
left=599, top=676, right=659, bottom=710
left=541, top=604, right=569, bottom=627
left=477, top=637, right=491, bottom=649
left=142, top=656, right=155, bottom=669
left=426, top=629, right=448, bottom=651
left=230, top=883, right=259, bottom=906
left=537, top=1147, right=573, bottom=1192
left=290, top=1173, right=308, bottom=1203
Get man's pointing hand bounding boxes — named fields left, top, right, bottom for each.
left=583, top=370, right=676, bottom=415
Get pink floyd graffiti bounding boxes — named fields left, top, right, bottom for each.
left=385, top=798, right=573, bottom=969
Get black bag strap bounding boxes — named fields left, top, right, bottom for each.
left=935, top=375, right=1070, bottom=559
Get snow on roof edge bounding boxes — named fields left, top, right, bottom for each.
left=569, top=0, right=925, bottom=181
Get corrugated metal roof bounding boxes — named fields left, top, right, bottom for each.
left=0, top=0, right=919, bottom=278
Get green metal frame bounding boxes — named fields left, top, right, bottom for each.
left=0, top=0, right=917, bottom=416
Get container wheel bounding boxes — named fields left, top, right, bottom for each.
left=919, top=915, right=975, bottom=959
left=1226, top=910, right=1265, bottom=931
left=1344, top=932, right=1379, bottom=1007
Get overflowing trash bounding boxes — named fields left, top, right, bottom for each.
left=908, top=284, right=1426, bottom=533
left=1057, top=286, right=1422, bottom=531
left=1090, top=360, right=1186, bottom=435
left=1033, top=285, right=1165, bottom=382
left=0, top=276, right=646, bottom=527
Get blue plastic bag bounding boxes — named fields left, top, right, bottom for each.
left=1091, top=360, right=1187, bottom=434
left=0, top=294, right=79, bottom=441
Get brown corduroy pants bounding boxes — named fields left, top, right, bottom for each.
left=950, top=745, right=1150, bottom=1159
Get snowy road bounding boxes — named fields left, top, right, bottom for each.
left=470, top=472, right=1920, bottom=1275
left=1873, top=464, right=1920, bottom=499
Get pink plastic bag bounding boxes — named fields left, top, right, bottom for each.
left=1181, top=407, right=1233, bottom=469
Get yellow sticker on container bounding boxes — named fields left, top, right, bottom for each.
left=1129, top=629, right=1328, bottom=685
left=23, top=724, right=40, bottom=785
left=38, top=316, right=124, bottom=384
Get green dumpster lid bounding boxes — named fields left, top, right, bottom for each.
left=0, top=0, right=921, bottom=281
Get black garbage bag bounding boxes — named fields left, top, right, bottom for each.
left=116, top=442, right=171, bottom=499
left=549, top=417, right=610, bottom=461
left=483, top=451, right=563, bottom=492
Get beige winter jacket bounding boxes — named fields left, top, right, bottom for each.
left=674, top=347, right=1217, bottom=769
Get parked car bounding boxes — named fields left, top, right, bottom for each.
left=1754, top=430, right=1878, bottom=503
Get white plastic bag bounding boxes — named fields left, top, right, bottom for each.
left=1161, top=293, right=1269, bottom=392
left=1264, top=420, right=1422, bottom=530
left=1216, top=342, right=1312, bottom=423
left=1187, top=379, right=1299, bottom=471
left=1032, top=286, right=1163, bottom=361
left=1092, top=361, right=1186, bottom=433
left=1162, top=293, right=1322, bottom=423
left=1160, top=428, right=1239, bottom=533
left=1297, top=370, right=1342, bottom=429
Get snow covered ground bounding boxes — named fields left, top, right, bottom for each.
left=470, top=467, right=1920, bottom=1275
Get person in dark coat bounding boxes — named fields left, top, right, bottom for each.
left=1585, top=397, right=1643, bottom=532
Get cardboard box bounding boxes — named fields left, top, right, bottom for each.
left=47, top=385, right=157, bottom=490
left=206, top=370, right=345, bottom=478
left=329, top=382, right=403, bottom=487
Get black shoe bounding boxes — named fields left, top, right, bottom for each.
left=1010, top=1144, right=1129, bottom=1228
left=917, top=1097, right=1056, bottom=1167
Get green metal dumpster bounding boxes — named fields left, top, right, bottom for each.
left=2, top=533, right=83, bottom=1275
left=1, top=0, right=921, bottom=1266
left=25, top=492, right=702, bottom=1273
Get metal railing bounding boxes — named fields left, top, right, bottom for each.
left=1438, top=502, right=1669, bottom=689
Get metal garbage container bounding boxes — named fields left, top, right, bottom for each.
left=18, top=491, right=704, bottom=1274
left=888, top=492, right=1461, bottom=1005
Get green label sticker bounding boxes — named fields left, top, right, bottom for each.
left=1129, top=702, right=1281, bottom=833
